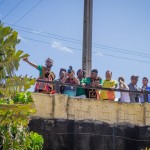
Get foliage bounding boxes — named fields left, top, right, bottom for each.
left=27, top=132, right=44, bottom=150
left=13, top=91, right=34, bottom=104
left=0, top=23, right=44, bottom=150
left=0, top=126, right=43, bottom=150
left=0, top=76, right=36, bottom=99
left=0, top=23, right=29, bottom=80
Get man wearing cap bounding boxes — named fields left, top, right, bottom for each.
left=128, top=75, right=140, bottom=102
left=23, top=57, right=55, bottom=94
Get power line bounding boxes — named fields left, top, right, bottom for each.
left=12, top=27, right=150, bottom=59
left=15, top=28, right=82, bottom=45
left=4, top=22, right=82, bottom=43
left=13, top=0, right=43, bottom=26
left=22, top=36, right=150, bottom=64
left=22, top=37, right=82, bottom=51
left=93, top=43, right=149, bottom=57
left=1, top=0, right=24, bottom=21
left=4, top=22, right=150, bottom=57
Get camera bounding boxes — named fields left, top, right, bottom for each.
left=68, top=66, right=73, bottom=74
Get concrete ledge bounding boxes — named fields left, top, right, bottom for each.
left=31, top=93, right=150, bottom=126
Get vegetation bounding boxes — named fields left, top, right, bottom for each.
left=0, top=23, right=44, bottom=150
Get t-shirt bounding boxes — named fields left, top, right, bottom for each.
left=128, top=83, right=140, bottom=103
left=37, top=65, right=43, bottom=77
left=119, top=84, right=130, bottom=102
left=140, top=86, right=150, bottom=103
left=76, top=78, right=86, bottom=96
left=37, top=65, right=55, bottom=79
left=100, top=80, right=117, bottom=100
left=83, top=77, right=102, bottom=99
left=64, top=78, right=77, bottom=91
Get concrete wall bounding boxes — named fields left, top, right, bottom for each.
left=32, top=93, right=150, bottom=126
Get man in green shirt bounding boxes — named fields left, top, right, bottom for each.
left=82, top=69, right=102, bottom=99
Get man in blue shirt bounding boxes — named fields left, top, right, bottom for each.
left=141, top=77, right=150, bottom=103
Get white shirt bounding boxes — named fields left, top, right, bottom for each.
left=119, top=83, right=130, bottom=102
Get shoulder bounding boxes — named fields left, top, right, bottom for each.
left=37, top=65, right=43, bottom=70
left=111, top=80, right=117, bottom=83
left=50, top=71, right=56, bottom=80
left=85, top=77, right=91, bottom=81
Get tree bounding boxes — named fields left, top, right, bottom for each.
left=0, top=23, right=44, bottom=150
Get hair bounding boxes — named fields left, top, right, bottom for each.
left=106, top=70, right=112, bottom=75
left=118, top=77, right=124, bottom=82
left=131, top=75, right=139, bottom=80
left=143, top=77, right=148, bottom=81
left=59, top=68, right=66, bottom=73
left=45, top=58, right=53, bottom=63
left=77, top=69, right=82, bottom=76
left=91, top=69, right=98, bottom=74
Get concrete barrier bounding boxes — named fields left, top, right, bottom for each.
left=31, top=93, right=150, bottom=126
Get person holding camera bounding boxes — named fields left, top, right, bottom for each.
left=118, top=77, right=130, bottom=102
left=76, top=69, right=87, bottom=98
left=128, top=75, right=140, bottom=103
left=82, top=69, right=102, bottom=99
left=61, top=66, right=80, bottom=97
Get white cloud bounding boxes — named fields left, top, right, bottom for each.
left=51, top=41, right=73, bottom=53
left=95, top=52, right=104, bottom=56
left=31, top=29, right=43, bottom=34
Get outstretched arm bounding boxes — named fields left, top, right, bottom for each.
left=23, top=57, right=38, bottom=69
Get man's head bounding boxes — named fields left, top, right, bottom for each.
left=131, top=75, right=139, bottom=85
left=142, top=77, right=148, bottom=86
left=91, top=69, right=98, bottom=79
left=45, top=58, right=53, bottom=68
left=118, top=77, right=124, bottom=82
left=59, top=68, right=66, bottom=79
left=77, top=69, right=87, bottom=78
left=106, top=70, right=112, bottom=80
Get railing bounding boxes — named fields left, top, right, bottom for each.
left=36, top=79, right=150, bottom=95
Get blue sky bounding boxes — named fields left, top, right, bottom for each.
left=1, top=0, right=150, bottom=92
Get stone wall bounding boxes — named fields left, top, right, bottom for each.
left=31, top=93, right=150, bottom=126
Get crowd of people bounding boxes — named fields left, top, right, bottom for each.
left=23, top=57, right=150, bottom=103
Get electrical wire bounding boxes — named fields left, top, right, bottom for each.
left=13, top=28, right=150, bottom=59
left=22, top=36, right=150, bottom=64
left=1, top=0, right=24, bottom=20
left=13, top=0, right=43, bottom=25
left=4, top=22, right=150, bottom=57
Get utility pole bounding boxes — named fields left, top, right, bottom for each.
left=82, top=0, right=93, bottom=76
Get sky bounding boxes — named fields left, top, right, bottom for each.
left=1, top=0, right=150, bottom=94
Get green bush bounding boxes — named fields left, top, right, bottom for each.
left=13, top=92, right=34, bottom=104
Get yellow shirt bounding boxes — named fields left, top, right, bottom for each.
left=100, top=80, right=117, bottom=100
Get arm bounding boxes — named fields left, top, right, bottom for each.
left=61, top=74, right=69, bottom=83
left=73, top=77, right=80, bottom=85
left=23, top=57, right=38, bottom=69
